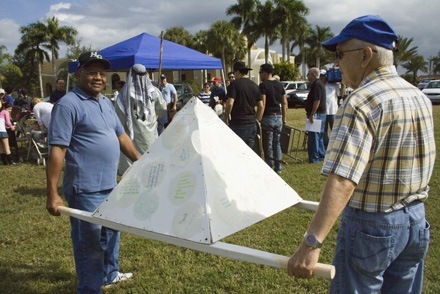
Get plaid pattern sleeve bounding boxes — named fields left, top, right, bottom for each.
left=322, top=66, right=436, bottom=212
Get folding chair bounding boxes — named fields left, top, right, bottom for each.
left=12, top=113, right=34, bottom=162
left=25, top=118, right=49, bottom=166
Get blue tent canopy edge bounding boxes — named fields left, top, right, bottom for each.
left=68, top=32, right=222, bottom=72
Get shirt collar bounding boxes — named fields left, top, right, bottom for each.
left=358, top=65, right=398, bottom=88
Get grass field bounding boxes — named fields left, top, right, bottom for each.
left=0, top=106, right=439, bottom=293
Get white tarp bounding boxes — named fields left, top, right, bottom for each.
left=93, top=97, right=302, bottom=244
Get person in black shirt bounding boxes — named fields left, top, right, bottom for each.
left=258, top=63, right=287, bottom=173
left=305, top=67, right=326, bottom=163
left=224, top=61, right=264, bottom=148
left=49, top=78, right=66, bottom=104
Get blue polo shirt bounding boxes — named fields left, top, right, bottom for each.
left=49, top=86, right=125, bottom=194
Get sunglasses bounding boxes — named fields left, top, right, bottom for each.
left=335, top=47, right=377, bottom=60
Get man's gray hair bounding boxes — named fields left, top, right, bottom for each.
left=309, top=68, right=320, bottom=79
left=353, top=39, right=394, bottom=65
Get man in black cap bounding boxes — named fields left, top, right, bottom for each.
left=287, top=15, right=435, bottom=294
left=224, top=61, right=264, bottom=149
left=46, top=51, right=141, bottom=292
left=258, top=63, right=287, bottom=173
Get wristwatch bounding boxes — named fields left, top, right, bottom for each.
left=304, top=232, right=322, bottom=249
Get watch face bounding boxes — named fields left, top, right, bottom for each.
left=305, top=233, right=321, bottom=248
left=306, top=234, right=317, bottom=245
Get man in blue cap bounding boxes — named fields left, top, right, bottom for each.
left=287, top=15, right=435, bottom=293
left=46, top=51, right=141, bottom=292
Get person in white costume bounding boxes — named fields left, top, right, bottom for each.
left=115, top=64, right=167, bottom=175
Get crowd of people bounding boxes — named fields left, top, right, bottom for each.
left=2, top=13, right=436, bottom=294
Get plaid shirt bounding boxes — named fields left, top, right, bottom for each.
left=322, top=66, right=436, bottom=213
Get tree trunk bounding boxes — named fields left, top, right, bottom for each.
left=281, top=37, right=286, bottom=62
left=247, top=47, right=252, bottom=76
left=38, top=62, right=44, bottom=97
left=301, top=52, right=307, bottom=79
left=265, top=35, right=269, bottom=64
left=221, top=50, right=227, bottom=79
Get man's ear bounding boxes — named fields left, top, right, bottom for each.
left=360, top=47, right=374, bottom=67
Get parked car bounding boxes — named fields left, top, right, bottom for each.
left=287, top=82, right=310, bottom=108
left=174, top=83, right=195, bottom=109
left=422, top=79, right=440, bottom=104
left=418, top=78, right=433, bottom=90
left=281, top=81, right=307, bottom=95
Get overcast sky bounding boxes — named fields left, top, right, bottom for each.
left=1, top=0, right=439, bottom=65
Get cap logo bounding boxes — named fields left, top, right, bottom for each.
left=90, top=51, right=103, bottom=59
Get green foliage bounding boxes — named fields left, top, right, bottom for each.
left=402, top=55, right=428, bottom=84
left=274, top=61, right=300, bottom=81
left=400, top=73, right=415, bottom=84
left=1, top=106, right=440, bottom=293
left=394, top=36, right=418, bottom=69
left=0, top=63, right=23, bottom=90
left=164, top=26, right=194, bottom=48
left=432, top=51, right=440, bottom=74
left=207, top=20, right=246, bottom=72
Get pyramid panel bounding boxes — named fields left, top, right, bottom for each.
left=93, top=98, right=302, bottom=244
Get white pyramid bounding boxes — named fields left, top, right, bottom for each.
left=94, top=97, right=302, bottom=244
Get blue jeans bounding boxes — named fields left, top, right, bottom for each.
left=261, top=114, right=282, bottom=172
left=324, top=114, right=335, bottom=150
left=331, top=202, right=430, bottom=294
left=307, top=113, right=326, bottom=163
left=65, top=189, right=120, bottom=293
left=230, top=123, right=256, bottom=149
left=157, top=113, right=168, bottom=135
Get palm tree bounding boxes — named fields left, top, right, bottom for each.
left=290, top=21, right=311, bottom=78
left=0, top=45, right=12, bottom=65
left=226, top=0, right=260, bottom=72
left=256, top=0, right=279, bottom=63
left=164, top=26, right=194, bottom=47
left=44, top=17, right=77, bottom=79
left=16, top=18, right=77, bottom=96
left=206, top=20, right=245, bottom=74
left=306, top=25, right=333, bottom=69
left=402, top=55, right=428, bottom=85
left=273, top=0, right=308, bottom=62
left=16, top=22, right=51, bottom=97
left=432, top=51, right=440, bottom=74
left=192, top=30, right=209, bottom=54
left=394, top=36, right=418, bottom=70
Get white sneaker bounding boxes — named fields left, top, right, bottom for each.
left=104, top=272, right=133, bottom=288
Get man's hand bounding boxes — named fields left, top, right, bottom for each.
left=287, top=242, right=321, bottom=279
left=46, top=193, right=65, bottom=216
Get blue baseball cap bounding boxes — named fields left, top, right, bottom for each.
left=322, top=15, right=398, bottom=52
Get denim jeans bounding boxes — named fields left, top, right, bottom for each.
left=331, top=202, right=430, bottom=294
left=65, top=189, right=120, bottom=293
left=307, top=113, right=326, bottom=163
left=324, top=114, right=335, bottom=150
left=230, top=123, right=257, bottom=149
left=261, top=114, right=282, bottom=172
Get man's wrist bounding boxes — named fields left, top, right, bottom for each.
left=304, top=232, right=322, bottom=249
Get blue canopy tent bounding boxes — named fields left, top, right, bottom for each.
left=68, top=32, right=222, bottom=72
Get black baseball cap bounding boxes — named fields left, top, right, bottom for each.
left=77, top=51, right=111, bottom=69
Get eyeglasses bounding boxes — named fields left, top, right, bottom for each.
left=335, top=47, right=377, bottom=60
left=228, top=76, right=235, bottom=79
left=83, top=70, right=107, bottom=77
